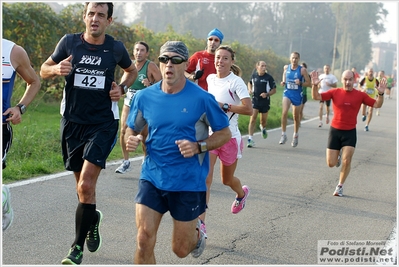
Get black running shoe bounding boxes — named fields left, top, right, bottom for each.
left=61, top=244, right=83, bottom=265
left=86, top=209, right=103, bottom=253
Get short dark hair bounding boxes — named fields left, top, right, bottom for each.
left=291, top=51, right=300, bottom=58
left=84, top=2, right=114, bottom=19
left=134, top=41, right=149, bottom=53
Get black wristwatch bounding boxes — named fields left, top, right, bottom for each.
left=197, top=141, right=207, bottom=153
left=222, top=103, right=230, bottom=113
left=16, top=103, right=26, bottom=114
left=119, top=84, right=128, bottom=94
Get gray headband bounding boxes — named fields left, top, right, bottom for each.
left=160, top=41, right=189, bottom=61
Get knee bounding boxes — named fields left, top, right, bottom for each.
left=327, top=161, right=335, bottom=168
left=136, top=229, right=156, bottom=254
left=221, top=177, right=233, bottom=187
left=172, top=244, right=191, bottom=258
left=78, top=179, right=95, bottom=197
left=342, top=157, right=351, bottom=166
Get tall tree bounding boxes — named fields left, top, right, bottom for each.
left=331, top=2, right=387, bottom=73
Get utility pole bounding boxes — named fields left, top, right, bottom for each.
left=331, top=13, right=339, bottom=72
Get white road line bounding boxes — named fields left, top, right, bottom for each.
left=6, top=156, right=144, bottom=188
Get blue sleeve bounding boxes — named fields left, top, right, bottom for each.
left=126, top=90, right=147, bottom=132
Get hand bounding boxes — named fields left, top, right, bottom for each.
left=109, top=81, right=122, bottom=101
left=3, top=107, right=21, bottom=125
left=141, top=78, right=151, bottom=87
left=310, top=70, right=322, bottom=86
left=194, top=69, right=204, bottom=80
left=377, top=78, right=387, bottom=94
left=175, top=139, right=195, bottom=158
left=126, top=134, right=143, bottom=152
left=56, top=55, right=73, bottom=76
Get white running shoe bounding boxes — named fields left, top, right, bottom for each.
left=2, top=185, right=14, bottom=231
left=291, top=135, right=298, bottom=147
left=191, top=219, right=206, bottom=258
left=279, top=134, right=287, bottom=145
left=333, top=185, right=343, bottom=197
left=115, top=160, right=131, bottom=174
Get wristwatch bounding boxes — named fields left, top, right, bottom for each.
left=197, top=141, right=207, bottom=153
left=16, top=103, right=26, bottom=114
left=119, top=84, right=128, bottom=94
left=222, top=103, right=230, bottom=113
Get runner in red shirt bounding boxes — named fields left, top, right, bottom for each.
left=185, top=28, right=224, bottom=91
left=310, top=69, right=386, bottom=197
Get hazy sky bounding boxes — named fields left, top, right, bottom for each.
left=60, top=1, right=397, bottom=44
left=370, top=2, right=398, bottom=44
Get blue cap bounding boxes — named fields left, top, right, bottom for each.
left=207, top=28, right=224, bottom=44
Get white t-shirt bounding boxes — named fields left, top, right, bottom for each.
left=207, top=72, right=250, bottom=139
left=318, top=73, right=338, bottom=93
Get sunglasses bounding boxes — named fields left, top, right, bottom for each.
left=158, top=55, right=186, bottom=64
left=208, top=38, right=220, bottom=42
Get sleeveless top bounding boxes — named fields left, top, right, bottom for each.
left=285, top=65, right=303, bottom=91
left=2, top=39, right=16, bottom=123
left=364, top=77, right=377, bottom=95
left=130, top=59, right=150, bottom=90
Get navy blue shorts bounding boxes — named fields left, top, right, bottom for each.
left=2, top=123, right=13, bottom=169
left=60, top=117, right=118, bottom=172
left=327, top=126, right=357, bottom=150
left=135, top=179, right=206, bottom=221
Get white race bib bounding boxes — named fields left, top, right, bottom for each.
left=287, top=82, right=298, bottom=90
left=74, top=72, right=106, bottom=90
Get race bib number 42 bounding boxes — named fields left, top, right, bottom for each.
left=74, top=68, right=106, bottom=90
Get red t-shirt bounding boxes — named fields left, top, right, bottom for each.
left=353, top=72, right=360, bottom=82
left=186, top=50, right=216, bottom=91
left=321, top=88, right=376, bottom=130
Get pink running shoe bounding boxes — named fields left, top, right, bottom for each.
left=199, top=219, right=207, bottom=239
left=231, top=185, right=250, bottom=214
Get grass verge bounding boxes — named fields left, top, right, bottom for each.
left=2, top=86, right=292, bottom=183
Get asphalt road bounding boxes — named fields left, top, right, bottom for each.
left=2, top=98, right=397, bottom=265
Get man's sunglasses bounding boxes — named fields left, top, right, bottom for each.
left=208, top=38, right=220, bottom=42
left=158, top=55, right=186, bottom=64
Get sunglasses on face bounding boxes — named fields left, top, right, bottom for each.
left=158, top=55, right=186, bottom=64
left=208, top=38, right=220, bottom=42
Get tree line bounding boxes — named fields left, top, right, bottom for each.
left=3, top=2, right=387, bottom=101
left=130, top=2, right=387, bottom=71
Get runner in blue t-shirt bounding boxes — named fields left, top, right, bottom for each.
left=125, top=41, right=231, bottom=263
